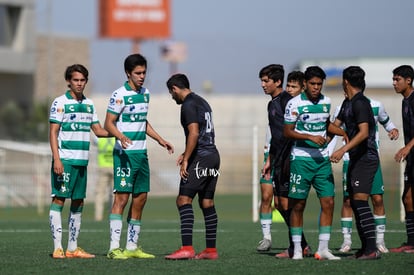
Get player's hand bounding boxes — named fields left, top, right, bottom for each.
left=161, top=140, right=174, bottom=154
left=120, top=135, right=132, bottom=149
left=395, top=147, right=408, bottom=163
left=388, top=128, right=399, bottom=140
left=330, top=149, right=345, bottom=163
left=309, top=135, right=326, bottom=146
left=53, top=158, right=64, bottom=175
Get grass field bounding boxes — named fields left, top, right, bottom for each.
left=0, top=192, right=413, bottom=275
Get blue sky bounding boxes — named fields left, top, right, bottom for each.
left=36, top=0, right=414, bottom=95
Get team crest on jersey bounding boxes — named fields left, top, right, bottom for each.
left=323, top=104, right=328, bottom=112
left=144, top=95, right=148, bottom=102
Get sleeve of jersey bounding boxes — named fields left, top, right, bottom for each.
left=49, top=98, right=63, bottom=124
left=284, top=98, right=298, bottom=125
left=182, top=101, right=198, bottom=126
left=91, top=102, right=100, bottom=124
left=107, top=91, right=122, bottom=115
left=378, top=102, right=395, bottom=132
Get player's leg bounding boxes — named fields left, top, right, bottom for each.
left=257, top=183, right=274, bottom=251
left=123, top=155, right=154, bottom=258
left=340, top=160, right=353, bottom=252
left=107, top=151, right=130, bottom=259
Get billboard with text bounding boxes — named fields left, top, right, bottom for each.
left=99, top=0, right=170, bottom=39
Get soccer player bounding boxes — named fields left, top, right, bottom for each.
left=105, top=54, right=174, bottom=260
left=260, top=68, right=311, bottom=257
left=165, top=73, right=220, bottom=260
left=331, top=99, right=398, bottom=254
left=331, top=66, right=381, bottom=260
left=49, top=64, right=111, bottom=259
left=390, top=65, right=414, bottom=253
left=284, top=66, right=346, bottom=260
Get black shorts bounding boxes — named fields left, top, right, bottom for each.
left=179, top=151, right=220, bottom=199
left=404, top=158, right=414, bottom=186
left=272, top=157, right=290, bottom=198
left=347, top=156, right=379, bottom=195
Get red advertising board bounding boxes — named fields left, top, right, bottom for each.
left=99, top=0, right=171, bottom=39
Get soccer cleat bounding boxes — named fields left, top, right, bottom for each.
left=347, top=249, right=363, bottom=259
left=376, top=242, right=389, bottom=253
left=123, top=247, right=155, bottom=259
left=389, top=243, right=414, bottom=253
left=314, top=250, right=341, bottom=260
left=303, top=245, right=313, bottom=257
left=195, top=248, right=218, bottom=260
left=339, top=242, right=352, bottom=253
left=404, top=249, right=414, bottom=253
left=52, top=248, right=66, bottom=259
left=357, top=250, right=381, bottom=260
left=107, top=248, right=128, bottom=260
left=165, top=246, right=195, bottom=260
left=65, top=247, right=95, bottom=258
left=292, top=252, right=303, bottom=260
left=275, top=249, right=291, bottom=259
left=256, top=238, right=272, bottom=252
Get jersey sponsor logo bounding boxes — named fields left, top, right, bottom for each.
left=57, top=108, right=64, bottom=113
left=194, top=161, right=220, bottom=179
left=70, top=123, right=91, bottom=131
left=116, top=99, right=123, bottom=105
left=70, top=114, right=76, bottom=120
left=50, top=107, right=56, bottom=113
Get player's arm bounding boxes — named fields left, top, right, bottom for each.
left=104, top=112, right=131, bottom=149
left=146, top=121, right=174, bottom=154
left=284, top=123, right=326, bottom=146
left=378, top=103, right=399, bottom=140
left=327, top=120, right=348, bottom=144
left=49, top=122, right=63, bottom=175
left=331, top=122, right=368, bottom=163
left=91, top=122, right=112, bottom=138
left=395, top=137, right=414, bottom=163
left=179, top=122, right=198, bottom=179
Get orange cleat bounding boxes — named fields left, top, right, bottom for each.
left=65, top=247, right=95, bottom=258
left=165, top=246, right=195, bottom=260
left=52, top=248, right=66, bottom=259
left=195, top=248, right=218, bottom=260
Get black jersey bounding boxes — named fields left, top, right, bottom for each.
left=402, top=91, right=414, bottom=163
left=181, top=93, right=217, bottom=156
left=337, top=93, right=378, bottom=161
left=268, top=90, right=293, bottom=165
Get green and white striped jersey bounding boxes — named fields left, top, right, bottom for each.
left=49, top=91, right=99, bottom=166
left=284, top=92, right=331, bottom=160
left=107, top=82, right=150, bottom=155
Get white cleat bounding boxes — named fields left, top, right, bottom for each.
left=314, top=250, right=341, bottom=260
left=339, top=243, right=352, bottom=253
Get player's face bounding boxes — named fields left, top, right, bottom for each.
left=261, top=76, right=279, bottom=97
left=286, top=80, right=303, bottom=97
left=67, top=72, right=87, bottom=95
left=304, top=77, right=323, bottom=101
left=128, top=65, right=146, bottom=90
left=393, top=75, right=412, bottom=97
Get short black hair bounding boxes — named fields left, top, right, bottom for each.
left=304, top=66, right=326, bottom=81
left=343, top=66, right=366, bottom=91
left=124, top=53, right=147, bottom=74
left=64, top=64, right=88, bottom=81
left=259, top=64, right=284, bottom=87
left=393, top=65, right=414, bottom=84
left=166, top=73, right=190, bottom=90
